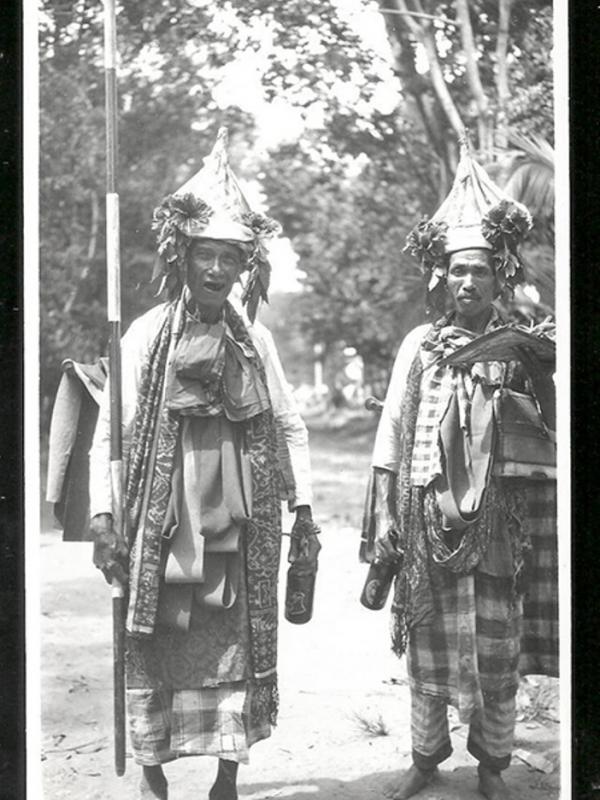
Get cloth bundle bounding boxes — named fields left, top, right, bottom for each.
left=164, top=314, right=271, bottom=422
left=160, top=415, right=252, bottom=625
left=159, top=310, right=272, bottom=621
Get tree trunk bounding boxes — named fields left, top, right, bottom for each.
left=454, top=0, right=493, bottom=158
left=377, top=0, right=445, bottom=158
left=377, top=0, right=464, bottom=196
left=417, top=24, right=466, bottom=140
left=398, top=0, right=466, bottom=139
left=495, top=0, right=513, bottom=150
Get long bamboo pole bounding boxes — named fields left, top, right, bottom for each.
left=103, top=0, right=126, bottom=777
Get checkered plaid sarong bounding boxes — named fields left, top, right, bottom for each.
left=127, top=681, right=271, bottom=765
left=406, top=569, right=522, bottom=723
left=518, top=480, right=558, bottom=676
left=401, top=478, right=556, bottom=730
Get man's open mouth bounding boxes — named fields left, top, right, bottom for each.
left=203, top=279, right=225, bottom=292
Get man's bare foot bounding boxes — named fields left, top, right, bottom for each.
left=208, top=758, right=239, bottom=800
left=478, top=764, right=510, bottom=800
left=140, top=765, right=168, bottom=800
left=388, top=764, right=437, bottom=799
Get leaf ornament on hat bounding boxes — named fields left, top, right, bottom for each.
left=240, top=211, right=282, bottom=323
left=151, top=127, right=280, bottom=322
left=404, top=142, right=532, bottom=309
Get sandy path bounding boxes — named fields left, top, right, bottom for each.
left=39, top=423, right=560, bottom=799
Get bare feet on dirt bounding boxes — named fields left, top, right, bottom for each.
left=140, top=765, right=168, bottom=800
left=478, top=764, right=510, bottom=800
left=388, top=764, right=437, bottom=799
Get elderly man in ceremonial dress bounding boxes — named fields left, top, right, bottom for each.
left=363, top=145, right=558, bottom=800
left=89, top=129, right=320, bottom=800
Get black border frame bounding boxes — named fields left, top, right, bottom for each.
left=571, top=1, right=600, bottom=797
left=0, top=1, right=24, bottom=798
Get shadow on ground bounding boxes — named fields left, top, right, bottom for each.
left=239, top=762, right=558, bottom=800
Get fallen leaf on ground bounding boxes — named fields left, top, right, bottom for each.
left=44, top=737, right=109, bottom=755
left=514, top=748, right=555, bottom=774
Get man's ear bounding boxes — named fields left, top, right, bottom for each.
left=490, top=254, right=502, bottom=297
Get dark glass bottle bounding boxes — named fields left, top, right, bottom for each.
left=360, top=560, right=397, bottom=610
left=285, top=563, right=317, bottom=624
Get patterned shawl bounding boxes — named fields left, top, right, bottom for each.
left=123, top=299, right=282, bottom=724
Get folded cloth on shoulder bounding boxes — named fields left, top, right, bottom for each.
left=46, top=358, right=108, bottom=541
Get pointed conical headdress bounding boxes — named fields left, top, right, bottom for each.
left=151, top=127, right=280, bottom=321
left=405, top=142, right=532, bottom=302
left=174, top=127, right=254, bottom=242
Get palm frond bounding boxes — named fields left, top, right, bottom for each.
left=501, top=133, right=555, bottom=232
left=505, top=161, right=554, bottom=220
left=508, top=133, right=554, bottom=170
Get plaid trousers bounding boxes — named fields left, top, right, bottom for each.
left=406, top=567, right=522, bottom=773
left=410, top=688, right=516, bottom=773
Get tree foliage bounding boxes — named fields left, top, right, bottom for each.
left=261, top=135, right=433, bottom=378
left=40, top=0, right=555, bottom=423
left=255, top=0, right=555, bottom=374
left=505, top=5, right=554, bottom=144
left=39, top=0, right=255, bottom=421
left=369, top=0, right=553, bottom=191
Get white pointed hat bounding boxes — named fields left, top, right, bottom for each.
left=405, top=141, right=532, bottom=301
left=151, top=127, right=281, bottom=321
left=430, top=145, right=510, bottom=253
left=173, top=127, right=254, bottom=242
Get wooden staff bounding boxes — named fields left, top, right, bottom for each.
left=103, top=0, right=126, bottom=777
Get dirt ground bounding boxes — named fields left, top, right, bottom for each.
left=39, top=419, right=561, bottom=800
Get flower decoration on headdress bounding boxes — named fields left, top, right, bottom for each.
left=151, top=193, right=215, bottom=297
left=404, top=217, right=449, bottom=292
left=241, top=211, right=282, bottom=240
left=155, top=193, right=213, bottom=232
left=483, top=198, right=531, bottom=246
left=482, top=198, right=532, bottom=286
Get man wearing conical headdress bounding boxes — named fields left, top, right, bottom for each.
left=88, top=129, right=320, bottom=800
left=363, top=145, right=558, bottom=800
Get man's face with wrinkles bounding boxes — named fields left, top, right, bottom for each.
left=446, top=248, right=496, bottom=319
left=186, top=238, right=244, bottom=312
